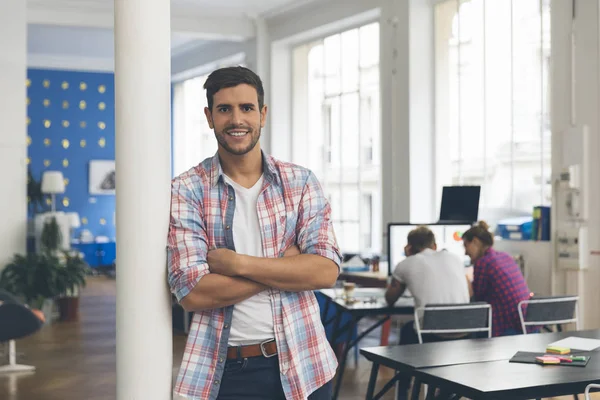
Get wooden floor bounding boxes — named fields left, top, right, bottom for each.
left=0, top=276, right=597, bottom=400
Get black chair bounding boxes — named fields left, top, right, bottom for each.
left=415, top=302, right=492, bottom=343
left=409, top=302, right=492, bottom=400
left=0, top=290, right=43, bottom=373
left=518, top=295, right=579, bottom=334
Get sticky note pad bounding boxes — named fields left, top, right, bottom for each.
left=536, top=356, right=560, bottom=364
left=546, top=346, right=570, bottom=355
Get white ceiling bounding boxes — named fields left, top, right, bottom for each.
left=25, top=0, right=318, bottom=64
left=26, top=0, right=311, bottom=19
left=27, top=25, right=207, bottom=58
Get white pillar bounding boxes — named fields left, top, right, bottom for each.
left=380, top=0, right=411, bottom=252
left=114, top=0, right=173, bottom=398
left=0, top=0, right=27, bottom=269
left=380, top=0, right=436, bottom=253
left=254, top=17, right=272, bottom=154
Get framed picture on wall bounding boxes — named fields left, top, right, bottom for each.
left=89, top=160, right=116, bottom=195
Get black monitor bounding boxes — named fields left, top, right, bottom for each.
left=387, top=222, right=473, bottom=276
left=438, top=185, right=481, bottom=223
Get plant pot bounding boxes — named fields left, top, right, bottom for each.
left=57, top=296, right=79, bottom=322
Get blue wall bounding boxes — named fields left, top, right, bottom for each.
left=27, top=68, right=115, bottom=240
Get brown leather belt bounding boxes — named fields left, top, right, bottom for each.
left=226, top=339, right=277, bottom=360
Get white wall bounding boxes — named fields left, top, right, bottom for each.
left=0, top=0, right=27, bottom=269
left=551, top=0, right=600, bottom=329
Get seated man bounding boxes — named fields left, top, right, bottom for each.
left=385, top=226, right=470, bottom=400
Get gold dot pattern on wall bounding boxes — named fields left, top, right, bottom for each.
left=26, top=79, right=31, bottom=88
left=26, top=157, right=31, bottom=165
left=62, top=101, right=69, bottom=109
left=79, top=100, right=87, bottom=110
left=98, top=121, right=106, bottom=130
left=44, top=160, right=51, bottom=167
left=80, top=121, right=87, bottom=128
left=63, top=178, right=69, bottom=186
left=44, top=138, right=51, bottom=147
left=46, top=198, right=52, bottom=205
left=98, top=85, right=106, bottom=94
left=80, top=82, right=87, bottom=91
left=62, top=139, right=70, bottom=149
left=27, top=117, right=31, bottom=125
left=98, top=137, right=106, bottom=148
left=80, top=139, right=86, bottom=148
left=62, top=198, right=70, bottom=207
left=62, top=120, right=70, bottom=128
left=61, top=81, right=69, bottom=90
left=100, top=218, right=106, bottom=225
left=98, top=102, right=106, bottom=111
left=81, top=217, right=88, bottom=225
left=43, top=99, right=50, bottom=107
left=62, top=159, right=69, bottom=168
left=43, top=79, right=50, bottom=88
left=26, top=136, right=31, bottom=146
left=43, top=120, right=51, bottom=128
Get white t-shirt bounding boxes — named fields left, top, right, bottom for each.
left=224, top=174, right=275, bottom=346
left=392, top=248, right=469, bottom=309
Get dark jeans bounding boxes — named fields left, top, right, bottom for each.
left=217, top=355, right=332, bottom=400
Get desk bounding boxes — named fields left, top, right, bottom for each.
left=71, top=241, right=116, bottom=268
left=317, top=288, right=414, bottom=400
left=339, top=271, right=388, bottom=288
left=417, top=357, right=600, bottom=400
left=360, top=329, right=600, bottom=400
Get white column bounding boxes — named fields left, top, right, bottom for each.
left=380, top=0, right=410, bottom=253
left=0, top=0, right=27, bottom=269
left=380, top=0, right=436, bottom=253
left=254, top=17, right=272, bottom=154
left=114, top=0, right=173, bottom=398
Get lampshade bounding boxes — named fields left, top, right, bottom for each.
left=41, top=171, right=66, bottom=194
left=67, top=212, right=81, bottom=228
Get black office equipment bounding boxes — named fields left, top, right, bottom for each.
left=438, top=185, right=481, bottom=224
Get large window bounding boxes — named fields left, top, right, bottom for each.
left=435, top=0, right=551, bottom=220
left=172, top=74, right=218, bottom=177
left=293, top=22, right=381, bottom=253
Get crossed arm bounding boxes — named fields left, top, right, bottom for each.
left=168, top=172, right=341, bottom=313
left=180, top=246, right=338, bottom=312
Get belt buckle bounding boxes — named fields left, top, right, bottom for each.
left=260, top=339, right=277, bottom=358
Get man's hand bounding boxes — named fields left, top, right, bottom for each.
left=207, top=248, right=242, bottom=277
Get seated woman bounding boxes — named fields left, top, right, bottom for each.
left=463, top=221, right=532, bottom=337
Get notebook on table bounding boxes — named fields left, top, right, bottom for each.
left=509, top=351, right=591, bottom=367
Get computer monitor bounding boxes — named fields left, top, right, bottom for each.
left=439, top=185, right=481, bottom=223
left=387, top=223, right=473, bottom=276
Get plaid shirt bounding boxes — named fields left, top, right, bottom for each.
left=472, top=248, right=531, bottom=336
left=167, top=152, right=341, bottom=400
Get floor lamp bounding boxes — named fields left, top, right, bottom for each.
left=41, top=171, right=65, bottom=212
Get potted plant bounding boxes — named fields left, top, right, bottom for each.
left=0, top=252, right=62, bottom=319
left=54, top=251, right=90, bottom=321
left=40, top=216, right=90, bottom=321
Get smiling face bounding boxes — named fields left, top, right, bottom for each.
left=204, top=83, right=267, bottom=157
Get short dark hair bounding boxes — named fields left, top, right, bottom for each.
left=407, top=226, right=436, bottom=253
left=203, top=66, right=265, bottom=111
left=462, top=221, right=494, bottom=246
